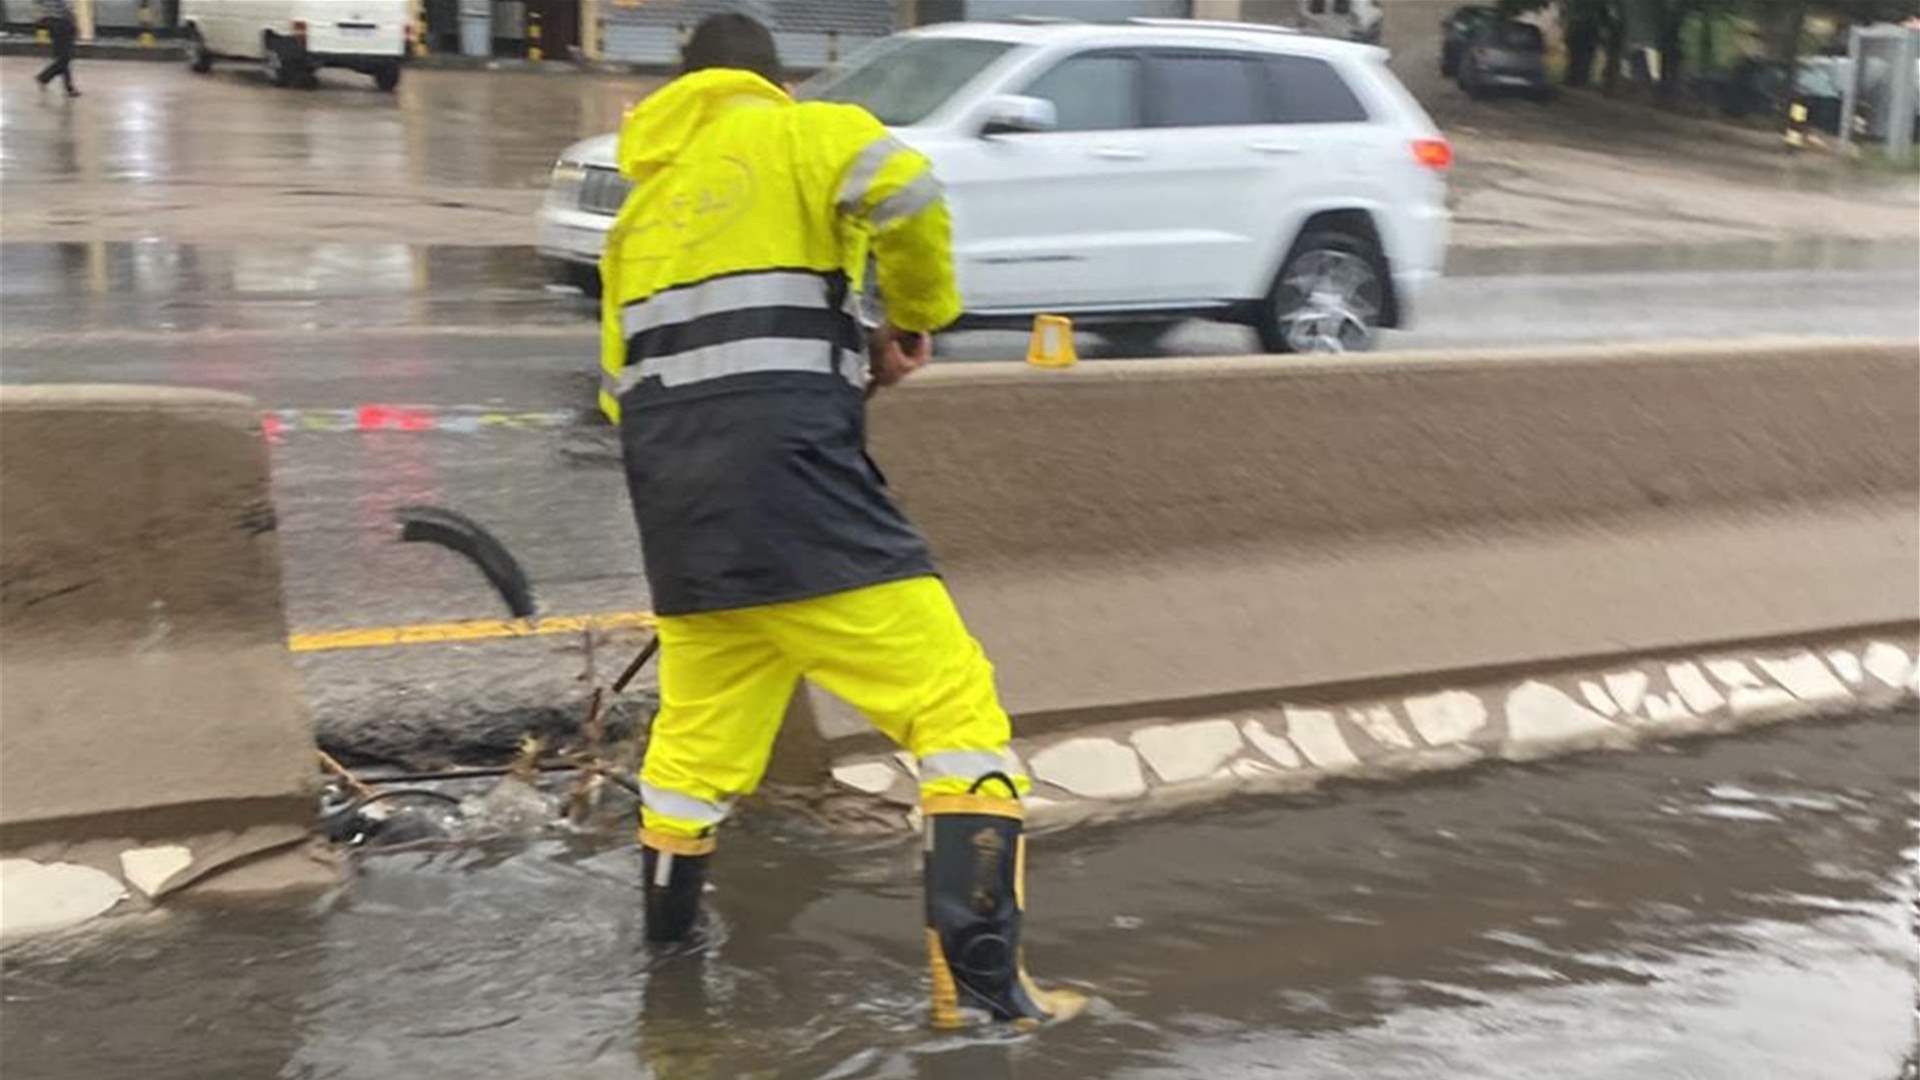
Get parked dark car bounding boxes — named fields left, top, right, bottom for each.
left=1458, top=20, right=1552, bottom=101
left=1441, top=4, right=1499, bottom=78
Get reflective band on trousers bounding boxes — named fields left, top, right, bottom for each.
left=619, top=270, right=833, bottom=343
left=616, top=341, right=865, bottom=395
left=836, top=135, right=906, bottom=214
left=640, top=782, right=732, bottom=826
left=918, top=749, right=1025, bottom=784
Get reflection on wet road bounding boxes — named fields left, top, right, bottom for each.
left=3, top=237, right=1915, bottom=633
left=4, top=238, right=1916, bottom=349
left=2, top=714, right=1913, bottom=1079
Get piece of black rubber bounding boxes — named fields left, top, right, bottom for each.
left=394, top=505, right=537, bottom=618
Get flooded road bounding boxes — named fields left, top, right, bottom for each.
left=4, top=713, right=1913, bottom=1079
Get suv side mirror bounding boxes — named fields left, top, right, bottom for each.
left=980, top=95, right=1057, bottom=137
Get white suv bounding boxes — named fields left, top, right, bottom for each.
left=539, top=19, right=1450, bottom=352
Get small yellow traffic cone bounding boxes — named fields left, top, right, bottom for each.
left=1026, top=315, right=1077, bottom=368
left=1784, top=100, right=1809, bottom=150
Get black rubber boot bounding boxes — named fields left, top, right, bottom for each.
left=923, top=774, right=1083, bottom=1028
left=641, top=832, right=712, bottom=944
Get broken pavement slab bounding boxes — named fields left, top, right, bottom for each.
left=0, top=860, right=126, bottom=938
left=801, top=630, right=1916, bottom=835
left=119, top=846, right=194, bottom=899
left=1130, top=720, right=1244, bottom=784
left=1029, top=738, right=1149, bottom=800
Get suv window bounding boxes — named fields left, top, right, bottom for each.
left=1488, top=22, right=1545, bottom=51
left=1266, top=55, right=1370, bottom=123
left=1147, top=51, right=1267, bottom=127
left=1022, top=52, right=1143, bottom=132
left=802, top=37, right=1015, bottom=126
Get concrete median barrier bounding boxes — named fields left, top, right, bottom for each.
left=794, top=339, right=1919, bottom=817
left=0, top=385, right=331, bottom=933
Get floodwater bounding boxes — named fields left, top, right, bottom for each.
left=3, top=712, right=1913, bottom=1080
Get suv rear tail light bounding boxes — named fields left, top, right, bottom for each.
left=1412, top=138, right=1453, bottom=171
left=292, top=19, right=308, bottom=42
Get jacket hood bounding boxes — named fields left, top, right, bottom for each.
left=619, top=69, right=789, bottom=178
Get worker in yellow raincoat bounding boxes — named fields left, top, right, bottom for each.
left=599, top=14, right=1080, bottom=1028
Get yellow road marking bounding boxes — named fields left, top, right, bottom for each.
left=289, top=610, right=655, bottom=654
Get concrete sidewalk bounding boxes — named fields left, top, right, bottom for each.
left=0, top=33, right=821, bottom=77
left=0, top=34, right=180, bottom=61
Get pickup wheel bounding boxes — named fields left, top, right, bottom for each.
left=374, top=64, right=401, bottom=92
left=186, top=27, right=214, bottom=73
left=1257, top=229, right=1385, bottom=355
left=264, top=36, right=300, bottom=87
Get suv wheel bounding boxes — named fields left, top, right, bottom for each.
left=1258, top=230, right=1384, bottom=354
left=187, top=27, right=213, bottom=73
left=264, top=37, right=298, bottom=87
left=374, top=64, right=401, bottom=92
left=1460, top=60, right=1487, bottom=99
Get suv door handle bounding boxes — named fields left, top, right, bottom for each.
left=1091, top=145, right=1146, bottom=160
left=1249, top=140, right=1303, bottom=155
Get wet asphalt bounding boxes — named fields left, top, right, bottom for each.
left=4, top=237, right=1916, bottom=632
left=1, top=710, right=1913, bottom=1079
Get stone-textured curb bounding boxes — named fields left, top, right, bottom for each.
left=822, top=632, right=1919, bottom=832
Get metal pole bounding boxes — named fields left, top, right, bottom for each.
left=1839, top=27, right=1862, bottom=150
left=1888, top=29, right=1919, bottom=163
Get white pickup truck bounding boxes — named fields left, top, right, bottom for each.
left=180, top=0, right=409, bottom=91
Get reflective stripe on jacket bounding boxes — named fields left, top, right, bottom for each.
left=597, top=68, right=961, bottom=423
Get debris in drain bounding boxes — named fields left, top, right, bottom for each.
left=316, top=736, right=648, bottom=849
left=309, top=577, right=662, bottom=848
left=320, top=785, right=459, bottom=846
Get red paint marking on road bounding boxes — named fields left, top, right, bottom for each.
left=262, top=405, right=579, bottom=437
left=356, top=404, right=437, bottom=432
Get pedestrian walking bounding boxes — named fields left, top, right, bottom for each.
left=599, top=13, right=1081, bottom=1028
left=33, top=0, right=80, bottom=98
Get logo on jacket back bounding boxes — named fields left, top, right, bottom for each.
left=623, top=155, right=755, bottom=260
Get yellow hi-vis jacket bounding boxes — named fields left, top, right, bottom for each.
left=597, top=68, right=961, bottom=423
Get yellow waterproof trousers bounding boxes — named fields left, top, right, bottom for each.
left=638, top=576, right=1027, bottom=845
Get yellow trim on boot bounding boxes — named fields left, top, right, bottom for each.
left=922, top=793, right=1024, bottom=820
left=927, top=928, right=964, bottom=1030
left=1018, top=962, right=1088, bottom=1027
left=638, top=827, right=716, bottom=857
left=1014, top=834, right=1028, bottom=910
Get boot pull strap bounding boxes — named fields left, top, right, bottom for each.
left=968, top=771, right=1020, bottom=799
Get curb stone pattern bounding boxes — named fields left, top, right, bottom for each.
left=824, top=634, right=1920, bottom=831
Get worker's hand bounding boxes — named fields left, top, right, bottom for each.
left=868, top=324, right=931, bottom=392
